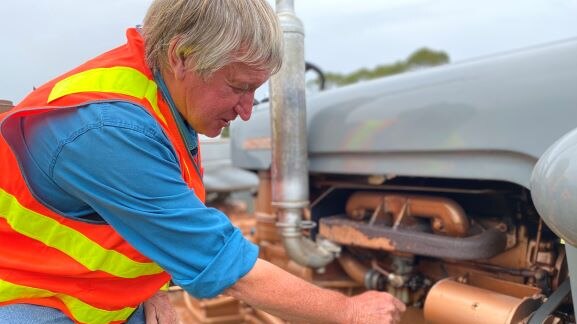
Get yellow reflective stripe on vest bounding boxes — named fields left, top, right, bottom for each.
left=48, top=66, right=166, bottom=124
left=0, top=188, right=163, bottom=278
left=0, top=279, right=135, bottom=324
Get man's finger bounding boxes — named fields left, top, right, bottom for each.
left=392, top=298, right=406, bottom=312
left=144, top=304, right=159, bottom=324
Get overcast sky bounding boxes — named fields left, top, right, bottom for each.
left=1, top=0, right=576, bottom=103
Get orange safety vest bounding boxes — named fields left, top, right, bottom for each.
left=0, top=28, right=205, bottom=324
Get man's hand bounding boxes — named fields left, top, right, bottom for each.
left=227, top=258, right=406, bottom=324
left=345, top=290, right=406, bottom=324
left=143, top=291, right=178, bottom=324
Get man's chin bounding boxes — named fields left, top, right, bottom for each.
left=202, top=128, right=222, bottom=138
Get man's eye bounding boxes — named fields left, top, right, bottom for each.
left=228, top=82, right=249, bottom=94
left=231, top=86, right=245, bottom=94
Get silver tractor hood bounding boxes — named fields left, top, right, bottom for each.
left=231, top=38, right=577, bottom=189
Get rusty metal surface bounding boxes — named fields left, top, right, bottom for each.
left=255, top=213, right=281, bottom=243
left=466, top=273, right=541, bottom=299
left=337, top=253, right=369, bottom=286
left=254, top=171, right=275, bottom=215
left=319, top=217, right=396, bottom=250
left=319, top=216, right=507, bottom=259
left=423, top=277, right=542, bottom=324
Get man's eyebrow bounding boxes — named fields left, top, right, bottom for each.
left=228, top=78, right=263, bottom=91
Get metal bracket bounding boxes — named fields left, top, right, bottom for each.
left=528, top=278, right=571, bottom=324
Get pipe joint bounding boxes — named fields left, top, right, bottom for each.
left=282, top=235, right=338, bottom=268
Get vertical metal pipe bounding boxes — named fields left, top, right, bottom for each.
left=270, top=0, right=335, bottom=268
left=271, top=0, right=307, bottom=212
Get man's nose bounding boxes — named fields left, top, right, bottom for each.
left=235, top=91, right=255, bottom=121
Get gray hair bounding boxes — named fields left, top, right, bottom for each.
left=142, top=0, right=283, bottom=78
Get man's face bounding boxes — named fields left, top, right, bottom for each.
left=171, top=62, right=270, bottom=137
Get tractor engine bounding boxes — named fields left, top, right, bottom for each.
left=230, top=1, right=577, bottom=322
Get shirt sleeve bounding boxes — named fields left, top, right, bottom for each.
left=28, top=102, right=258, bottom=298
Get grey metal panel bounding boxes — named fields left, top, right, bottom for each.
left=531, top=128, right=577, bottom=313
left=531, top=127, right=577, bottom=245
left=231, top=38, right=577, bottom=188
left=566, top=246, right=577, bottom=314
left=201, top=138, right=258, bottom=193
left=310, top=150, right=535, bottom=187
left=230, top=104, right=273, bottom=170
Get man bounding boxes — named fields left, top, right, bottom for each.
left=0, top=0, right=405, bottom=323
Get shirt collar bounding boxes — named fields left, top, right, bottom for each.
left=154, top=70, right=199, bottom=154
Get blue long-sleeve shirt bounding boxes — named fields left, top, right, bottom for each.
left=18, top=101, right=258, bottom=298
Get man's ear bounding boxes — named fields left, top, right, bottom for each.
left=167, top=37, right=188, bottom=81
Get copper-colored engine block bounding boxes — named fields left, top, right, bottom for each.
left=424, top=276, right=543, bottom=324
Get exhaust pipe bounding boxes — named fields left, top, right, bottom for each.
left=269, top=0, right=337, bottom=268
